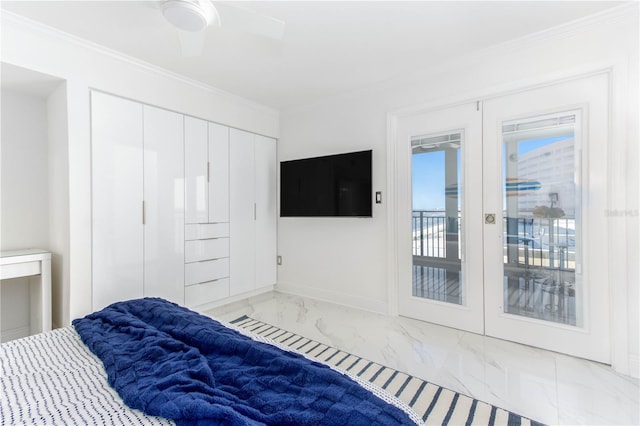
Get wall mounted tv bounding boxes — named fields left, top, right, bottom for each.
left=280, top=150, right=372, bottom=217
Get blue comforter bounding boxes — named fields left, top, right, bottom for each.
left=73, top=298, right=415, bottom=426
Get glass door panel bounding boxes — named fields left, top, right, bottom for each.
left=396, top=102, right=484, bottom=335
left=501, top=112, right=581, bottom=327
left=412, top=132, right=462, bottom=305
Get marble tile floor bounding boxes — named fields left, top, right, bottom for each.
left=206, top=291, right=639, bottom=426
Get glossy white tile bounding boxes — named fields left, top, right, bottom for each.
left=205, top=291, right=639, bottom=426
left=482, top=337, right=559, bottom=424
left=556, top=353, right=639, bottom=425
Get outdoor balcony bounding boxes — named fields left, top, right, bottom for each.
left=412, top=210, right=577, bottom=326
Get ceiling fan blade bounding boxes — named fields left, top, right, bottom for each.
left=177, top=29, right=206, bottom=57
left=216, top=3, right=285, bottom=40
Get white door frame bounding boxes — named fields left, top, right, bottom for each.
left=386, top=67, right=632, bottom=373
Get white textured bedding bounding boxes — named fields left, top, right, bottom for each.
left=0, top=327, right=172, bottom=425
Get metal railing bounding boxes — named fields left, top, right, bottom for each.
left=412, top=210, right=575, bottom=269
left=412, top=211, right=450, bottom=258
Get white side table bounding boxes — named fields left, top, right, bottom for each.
left=0, top=249, right=52, bottom=335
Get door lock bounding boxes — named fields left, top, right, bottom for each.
left=485, top=213, right=496, bottom=224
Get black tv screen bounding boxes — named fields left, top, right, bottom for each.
left=280, top=150, right=372, bottom=217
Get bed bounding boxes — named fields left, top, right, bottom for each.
left=0, top=298, right=421, bottom=426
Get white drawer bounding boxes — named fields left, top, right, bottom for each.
left=185, top=238, right=229, bottom=262
left=185, top=258, right=229, bottom=286
left=185, top=278, right=230, bottom=307
left=0, top=261, right=41, bottom=280
left=185, top=223, right=229, bottom=241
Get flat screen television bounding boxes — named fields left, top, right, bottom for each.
left=280, top=150, right=372, bottom=217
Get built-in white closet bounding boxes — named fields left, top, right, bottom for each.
left=183, top=117, right=231, bottom=307
left=229, top=129, right=277, bottom=296
left=91, top=91, right=277, bottom=311
left=184, top=118, right=229, bottom=224
left=91, top=91, right=185, bottom=310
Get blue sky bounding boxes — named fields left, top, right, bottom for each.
left=412, top=150, right=454, bottom=211
left=412, top=135, right=573, bottom=211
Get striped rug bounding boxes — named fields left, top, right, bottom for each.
left=231, top=315, right=545, bottom=426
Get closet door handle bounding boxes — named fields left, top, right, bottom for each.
left=142, top=201, right=146, bottom=225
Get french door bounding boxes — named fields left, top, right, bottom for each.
left=396, top=73, right=610, bottom=363
left=397, top=102, right=485, bottom=334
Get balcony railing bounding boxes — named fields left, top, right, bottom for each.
left=412, top=211, right=449, bottom=258
left=412, top=210, right=575, bottom=269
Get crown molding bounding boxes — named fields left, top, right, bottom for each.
left=414, top=2, right=638, bottom=82
left=0, top=9, right=279, bottom=116
left=472, top=2, right=638, bottom=61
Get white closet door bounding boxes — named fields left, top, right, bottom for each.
left=185, top=116, right=208, bottom=224
left=91, top=92, right=144, bottom=311
left=208, top=123, right=229, bottom=223
left=254, top=135, right=277, bottom=288
left=143, top=105, right=185, bottom=304
left=229, top=128, right=256, bottom=296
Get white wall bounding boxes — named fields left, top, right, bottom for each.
left=0, top=90, right=50, bottom=250
left=1, top=12, right=279, bottom=324
left=277, top=6, right=638, bottom=375
left=0, top=89, right=49, bottom=339
left=47, top=83, right=70, bottom=329
left=277, top=106, right=390, bottom=313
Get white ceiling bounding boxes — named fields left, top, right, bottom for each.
left=1, top=1, right=625, bottom=109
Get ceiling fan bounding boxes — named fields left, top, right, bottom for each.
left=161, top=0, right=285, bottom=57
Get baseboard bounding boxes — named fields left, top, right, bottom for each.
left=275, top=282, right=388, bottom=315
left=629, top=354, right=640, bottom=379
left=190, top=285, right=275, bottom=313
left=0, top=325, right=30, bottom=343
